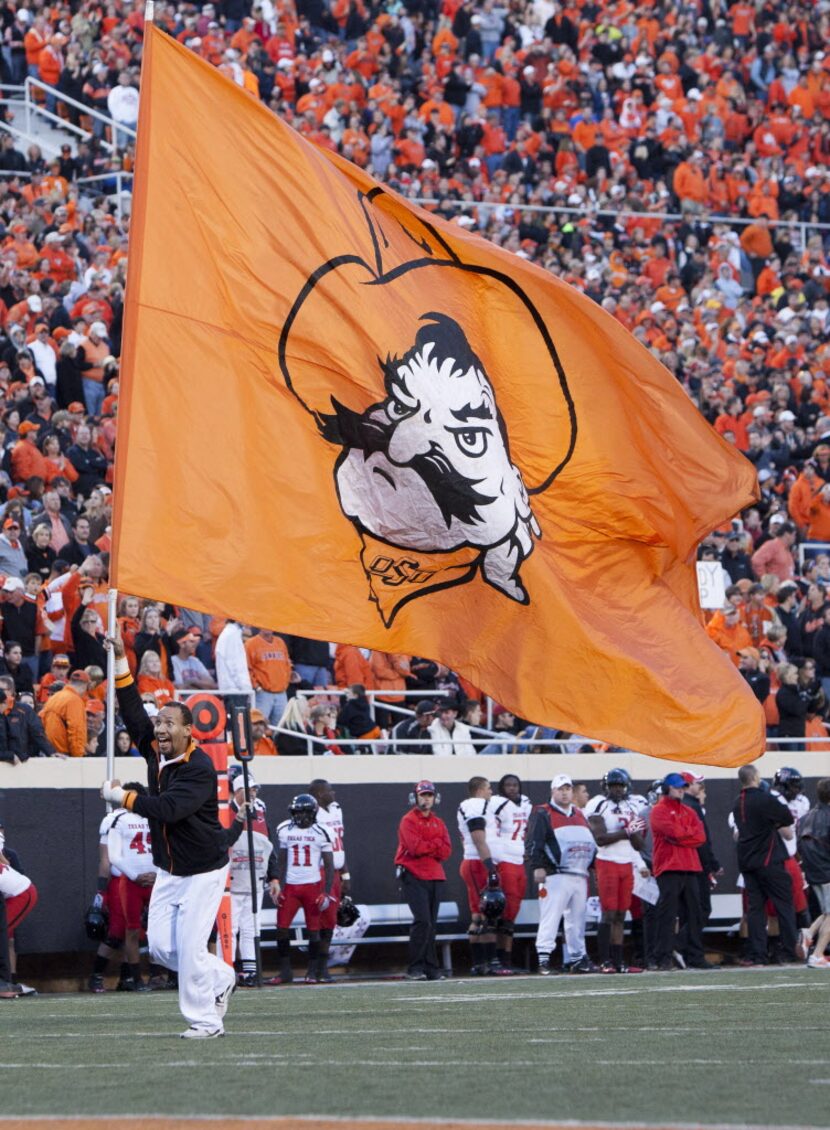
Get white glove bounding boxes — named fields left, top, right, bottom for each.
left=102, top=780, right=126, bottom=805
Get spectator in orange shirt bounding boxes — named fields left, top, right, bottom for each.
left=370, top=651, right=411, bottom=729
left=673, top=151, right=707, bottom=210
left=808, top=484, right=830, bottom=542
left=751, top=521, right=797, bottom=583
left=245, top=627, right=291, bottom=725
left=40, top=668, right=89, bottom=757
left=334, top=643, right=373, bottom=689
left=136, top=649, right=176, bottom=708
left=251, top=708, right=278, bottom=756
left=788, top=461, right=824, bottom=533
left=10, top=422, right=47, bottom=485
left=706, top=604, right=754, bottom=665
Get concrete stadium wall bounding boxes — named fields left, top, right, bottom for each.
left=2, top=752, right=827, bottom=956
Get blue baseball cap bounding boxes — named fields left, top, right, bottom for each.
left=663, top=773, right=690, bottom=789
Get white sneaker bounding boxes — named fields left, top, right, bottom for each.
left=807, top=953, right=830, bottom=969
left=215, top=978, right=235, bottom=1019
left=797, top=928, right=813, bottom=963
left=180, top=1026, right=224, bottom=1039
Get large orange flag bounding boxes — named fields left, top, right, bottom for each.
left=113, top=25, right=765, bottom=766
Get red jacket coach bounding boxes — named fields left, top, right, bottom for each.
left=394, top=781, right=452, bottom=980
left=649, top=774, right=710, bottom=971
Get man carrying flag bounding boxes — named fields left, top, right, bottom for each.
left=101, top=629, right=236, bottom=1039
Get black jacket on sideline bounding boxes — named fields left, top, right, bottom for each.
left=732, top=787, right=794, bottom=872
left=684, top=793, right=720, bottom=875
left=116, top=674, right=228, bottom=876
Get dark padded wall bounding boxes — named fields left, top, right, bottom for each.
left=0, top=777, right=812, bottom=956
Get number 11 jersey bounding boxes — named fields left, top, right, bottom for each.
left=276, top=820, right=333, bottom=883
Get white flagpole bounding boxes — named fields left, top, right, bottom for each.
left=103, top=0, right=153, bottom=801
left=105, top=587, right=118, bottom=792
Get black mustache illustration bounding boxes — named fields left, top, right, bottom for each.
left=321, top=397, right=495, bottom=528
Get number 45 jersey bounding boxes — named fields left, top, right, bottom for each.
left=492, top=794, right=534, bottom=864
left=276, top=819, right=333, bottom=884
left=107, top=811, right=156, bottom=882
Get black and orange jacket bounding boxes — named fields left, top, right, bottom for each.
left=116, top=674, right=228, bottom=877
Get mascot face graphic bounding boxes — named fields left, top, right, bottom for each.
left=279, top=188, right=576, bottom=626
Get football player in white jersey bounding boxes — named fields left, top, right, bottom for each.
left=585, top=768, right=648, bottom=973
left=107, top=793, right=158, bottom=991
left=492, top=774, right=533, bottom=973
left=273, top=794, right=334, bottom=984
left=310, top=779, right=349, bottom=983
left=228, top=774, right=278, bottom=987
left=457, top=775, right=506, bottom=975
left=771, top=767, right=812, bottom=950
left=87, top=784, right=145, bottom=993
left=0, top=823, right=37, bottom=993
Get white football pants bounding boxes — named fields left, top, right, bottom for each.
left=148, top=865, right=234, bottom=1032
left=231, top=888, right=263, bottom=963
left=536, top=872, right=588, bottom=960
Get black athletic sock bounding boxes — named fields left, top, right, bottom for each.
left=470, top=941, right=484, bottom=969
left=130, top=963, right=142, bottom=982
left=496, top=947, right=511, bottom=968
left=93, top=954, right=108, bottom=975
left=610, top=943, right=624, bottom=970
left=598, top=922, right=612, bottom=964
left=797, top=910, right=810, bottom=929
left=119, top=962, right=131, bottom=982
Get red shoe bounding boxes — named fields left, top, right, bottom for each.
left=618, top=964, right=643, bottom=974
left=599, top=961, right=617, bottom=974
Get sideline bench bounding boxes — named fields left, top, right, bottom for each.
left=259, top=893, right=743, bottom=973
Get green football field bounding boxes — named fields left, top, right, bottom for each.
left=1, top=968, right=828, bottom=1128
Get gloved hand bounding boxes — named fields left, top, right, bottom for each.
left=101, top=780, right=126, bottom=805
left=92, top=892, right=104, bottom=911
left=317, top=893, right=332, bottom=911
left=626, top=816, right=646, bottom=836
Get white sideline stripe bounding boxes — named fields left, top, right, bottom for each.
left=397, top=981, right=807, bottom=1002
left=5, top=1056, right=830, bottom=1068
left=0, top=1116, right=825, bottom=1130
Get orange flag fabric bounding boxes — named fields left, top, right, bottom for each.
left=113, top=26, right=765, bottom=766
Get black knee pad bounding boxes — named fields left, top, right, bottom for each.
left=498, top=920, right=514, bottom=937
left=105, top=936, right=123, bottom=951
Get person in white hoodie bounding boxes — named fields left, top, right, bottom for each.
left=215, top=620, right=253, bottom=706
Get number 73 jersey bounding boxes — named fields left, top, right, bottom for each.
left=276, top=820, right=333, bottom=883
left=492, top=794, right=534, bottom=864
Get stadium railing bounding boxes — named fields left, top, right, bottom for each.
left=412, top=196, right=830, bottom=249
left=172, top=691, right=830, bottom=755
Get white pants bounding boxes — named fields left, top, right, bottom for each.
left=148, top=865, right=234, bottom=1032
left=536, top=872, right=588, bottom=960
left=231, top=887, right=263, bottom=963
